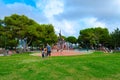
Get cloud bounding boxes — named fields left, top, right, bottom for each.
left=36, top=0, right=64, bottom=18
left=79, top=17, right=106, bottom=28
left=55, top=0, right=120, bottom=34
left=35, top=0, right=120, bottom=37
left=39, top=0, right=80, bottom=37
left=57, top=0, right=120, bottom=22
left=0, top=1, right=48, bottom=23
left=44, top=0, right=64, bottom=18
left=52, top=19, right=77, bottom=37
left=36, top=0, right=70, bottom=35
left=0, top=0, right=120, bottom=37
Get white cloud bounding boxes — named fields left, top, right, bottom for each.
left=36, top=0, right=74, bottom=36
left=59, top=0, right=120, bottom=22
left=0, top=1, right=48, bottom=23
left=35, top=0, right=71, bottom=37
left=44, top=16, right=77, bottom=37
left=54, top=20, right=77, bottom=36
left=44, top=0, right=64, bottom=18
left=35, top=0, right=111, bottom=37
left=41, top=0, right=78, bottom=37
left=80, top=17, right=106, bottom=28
left=1, top=0, right=120, bottom=37
left=36, top=0, right=64, bottom=18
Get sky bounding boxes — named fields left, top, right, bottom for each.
left=0, top=0, right=120, bottom=37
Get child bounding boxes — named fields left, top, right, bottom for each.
left=44, top=48, right=47, bottom=57
left=41, top=48, right=44, bottom=58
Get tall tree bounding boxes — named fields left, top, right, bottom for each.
left=110, top=28, right=120, bottom=49
left=0, top=19, right=5, bottom=48
left=43, top=24, right=58, bottom=45
left=78, top=27, right=110, bottom=48
left=2, top=14, right=58, bottom=50
left=66, top=36, right=77, bottom=44
left=4, top=14, right=41, bottom=49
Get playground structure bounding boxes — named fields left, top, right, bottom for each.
left=53, top=31, right=73, bottom=52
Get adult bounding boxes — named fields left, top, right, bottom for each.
left=46, top=43, right=51, bottom=56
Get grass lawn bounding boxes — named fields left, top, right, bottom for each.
left=0, top=52, right=120, bottom=80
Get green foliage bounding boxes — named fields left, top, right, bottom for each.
left=0, top=14, right=57, bottom=49
left=66, top=36, right=77, bottom=44
left=61, top=36, right=67, bottom=41
left=110, top=28, right=120, bottom=49
left=78, top=27, right=110, bottom=48
left=41, top=24, right=58, bottom=45
left=0, top=19, right=5, bottom=48
left=4, top=14, right=37, bottom=39
left=1, top=14, right=120, bottom=50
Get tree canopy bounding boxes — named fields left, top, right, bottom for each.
left=78, top=27, right=110, bottom=48
left=110, top=28, right=120, bottom=49
left=0, top=14, right=57, bottom=49
left=0, top=14, right=120, bottom=51
left=66, top=36, right=77, bottom=44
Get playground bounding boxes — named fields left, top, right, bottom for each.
left=30, top=49, right=93, bottom=57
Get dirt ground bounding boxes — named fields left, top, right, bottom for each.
left=31, top=50, right=85, bottom=57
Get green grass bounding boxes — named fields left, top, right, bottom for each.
left=0, top=52, right=120, bottom=80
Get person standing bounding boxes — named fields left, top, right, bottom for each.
left=46, top=43, right=51, bottom=56
left=41, top=48, right=44, bottom=58
left=44, top=47, right=47, bottom=57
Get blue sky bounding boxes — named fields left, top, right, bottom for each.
left=0, top=0, right=120, bottom=37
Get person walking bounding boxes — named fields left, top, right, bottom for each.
left=46, top=43, right=51, bottom=56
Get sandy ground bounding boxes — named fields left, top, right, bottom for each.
left=30, top=50, right=86, bottom=57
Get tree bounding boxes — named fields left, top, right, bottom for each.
left=66, top=36, right=77, bottom=44
left=3, top=14, right=38, bottom=50
left=0, top=19, right=5, bottom=48
left=61, top=36, right=67, bottom=41
left=43, top=24, right=58, bottom=45
left=94, top=27, right=110, bottom=47
left=1, top=14, right=58, bottom=51
left=78, top=27, right=110, bottom=49
left=110, top=28, right=120, bottom=49
left=78, top=28, right=96, bottom=48
left=29, top=24, right=57, bottom=47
